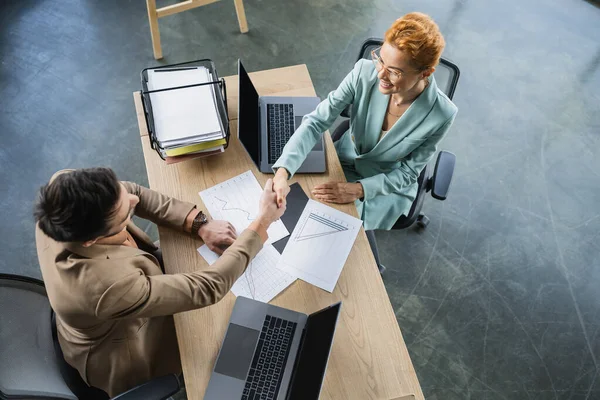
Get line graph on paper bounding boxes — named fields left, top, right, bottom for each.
left=233, top=245, right=296, bottom=303
left=294, top=212, right=349, bottom=242
left=199, top=171, right=289, bottom=244
left=198, top=244, right=296, bottom=303
left=213, top=196, right=253, bottom=221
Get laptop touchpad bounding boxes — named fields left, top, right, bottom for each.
left=214, top=324, right=260, bottom=380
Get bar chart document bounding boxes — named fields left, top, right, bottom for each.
left=199, top=171, right=289, bottom=244
left=198, top=244, right=296, bottom=303
left=276, top=199, right=363, bottom=292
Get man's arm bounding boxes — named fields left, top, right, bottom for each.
left=122, top=181, right=196, bottom=231
left=95, top=179, right=279, bottom=319
left=95, top=229, right=263, bottom=319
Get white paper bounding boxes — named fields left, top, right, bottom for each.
left=198, top=244, right=296, bottom=303
left=148, top=67, right=223, bottom=143
left=199, top=171, right=289, bottom=244
left=162, top=132, right=224, bottom=148
left=197, top=244, right=220, bottom=265
left=276, top=200, right=362, bottom=292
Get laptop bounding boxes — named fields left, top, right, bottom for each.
left=237, top=60, right=326, bottom=173
left=205, top=296, right=342, bottom=400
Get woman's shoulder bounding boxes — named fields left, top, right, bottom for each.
left=351, top=59, right=378, bottom=81
left=432, top=82, right=458, bottom=121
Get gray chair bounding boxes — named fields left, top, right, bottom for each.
left=0, top=273, right=181, bottom=400
left=330, top=38, right=460, bottom=272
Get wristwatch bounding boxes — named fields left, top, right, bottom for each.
left=191, top=210, right=208, bottom=236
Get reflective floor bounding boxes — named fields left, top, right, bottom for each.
left=1, top=0, right=600, bottom=398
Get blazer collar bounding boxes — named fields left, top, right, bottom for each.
left=361, top=74, right=439, bottom=155
left=362, top=78, right=389, bottom=154
left=64, top=241, right=150, bottom=260
left=64, top=222, right=153, bottom=260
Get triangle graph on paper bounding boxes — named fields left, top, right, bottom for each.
left=294, top=212, right=348, bottom=242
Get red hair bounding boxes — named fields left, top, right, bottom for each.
left=384, top=12, right=446, bottom=70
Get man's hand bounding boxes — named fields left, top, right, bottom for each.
left=273, top=168, right=290, bottom=208
left=312, top=182, right=364, bottom=204
left=198, top=220, right=237, bottom=255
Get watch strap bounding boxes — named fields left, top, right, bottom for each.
left=191, top=211, right=208, bottom=236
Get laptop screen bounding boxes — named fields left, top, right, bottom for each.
left=286, top=302, right=341, bottom=399
left=237, top=60, right=261, bottom=166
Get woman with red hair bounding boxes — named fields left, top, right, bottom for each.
left=272, top=13, right=457, bottom=230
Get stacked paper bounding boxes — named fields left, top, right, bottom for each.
left=147, top=67, right=226, bottom=164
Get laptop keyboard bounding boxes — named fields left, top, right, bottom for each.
left=242, top=315, right=297, bottom=400
left=267, top=104, right=295, bottom=164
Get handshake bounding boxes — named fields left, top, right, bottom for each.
left=197, top=178, right=286, bottom=254
left=199, top=167, right=365, bottom=253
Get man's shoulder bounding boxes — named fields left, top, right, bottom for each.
left=121, top=181, right=140, bottom=195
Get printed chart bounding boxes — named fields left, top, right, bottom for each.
left=294, top=212, right=349, bottom=242
left=277, top=200, right=362, bottom=292
left=198, top=244, right=296, bottom=303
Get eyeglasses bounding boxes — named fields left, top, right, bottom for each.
left=371, top=47, right=415, bottom=83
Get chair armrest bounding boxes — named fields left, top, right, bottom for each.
left=331, top=119, right=350, bottom=142
left=431, top=151, right=456, bottom=200
left=111, top=374, right=180, bottom=400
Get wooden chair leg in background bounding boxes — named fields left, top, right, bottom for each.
left=146, top=0, right=248, bottom=59
left=147, top=0, right=163, bottom=59
left=233, top=0, right=249, bottom=33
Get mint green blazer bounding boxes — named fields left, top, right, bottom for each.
left=273, top=60, right=458, bottom=230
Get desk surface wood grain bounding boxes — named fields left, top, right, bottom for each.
left=133, top=64, right=423, bottom=400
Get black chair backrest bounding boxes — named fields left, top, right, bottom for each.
left=0, top=274, right=78, bottom=400
left=356, top=38, right=460, bottom=100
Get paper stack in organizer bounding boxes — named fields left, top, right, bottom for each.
left=147, top=66, right=226, bottom=164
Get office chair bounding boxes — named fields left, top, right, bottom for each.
left=0, top=273, right=181, bottom=400
left=330, top=38, right=460, bottom=271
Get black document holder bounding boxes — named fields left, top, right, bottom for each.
left=140, top=59, right=230, bottom=160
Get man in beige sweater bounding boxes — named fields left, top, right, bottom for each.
left=34, top=168, right=284, bottom=397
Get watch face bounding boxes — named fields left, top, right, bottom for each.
left=199, top=212, right=208, bottom=223
left=192, top=212, right=208, bottom=236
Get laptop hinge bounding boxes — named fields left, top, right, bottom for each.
left=258, top=105, right=262, bottom=163
left=284, top=327, right=307, bottom=399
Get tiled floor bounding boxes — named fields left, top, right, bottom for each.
left=2, top=0, right=600, bottom=398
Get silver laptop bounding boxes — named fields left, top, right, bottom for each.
left=237, top=60, right=326, bottom=173
left=205, top=296, right=341, bottom=400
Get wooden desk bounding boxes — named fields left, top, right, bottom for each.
left=133, top=64, right=424, bottom=400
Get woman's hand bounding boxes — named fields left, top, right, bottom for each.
left=273, top=168, right=291, bottom=208
left=312, top=182, right=364, bottom=204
